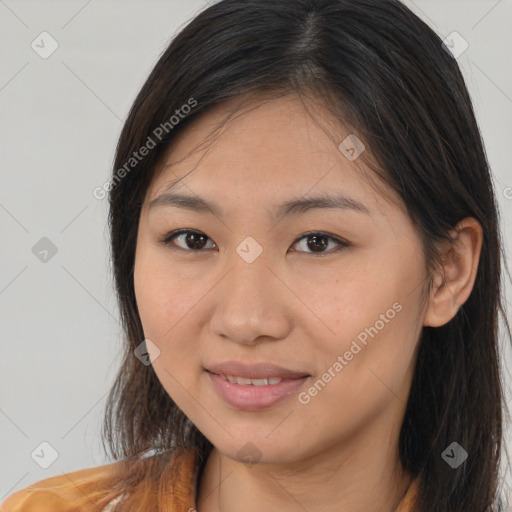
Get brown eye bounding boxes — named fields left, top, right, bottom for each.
left=162, top=230, right=216, bottom=251
left=291, top=232, right=349, bottom=255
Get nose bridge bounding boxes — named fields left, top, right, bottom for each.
left=209, top=241, right=291, bottom=343
left=225, top=241, right=276, bottom=313
left=227, top=247, right=271, bottom=303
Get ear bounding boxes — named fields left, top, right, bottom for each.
left=423, top=217, right=483, bottom=328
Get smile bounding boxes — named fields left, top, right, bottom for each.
left=207, top=370, right=310, bottom=411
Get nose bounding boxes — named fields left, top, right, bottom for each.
left=209, top=248, right=292, bottom=346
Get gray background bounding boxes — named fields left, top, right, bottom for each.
left=1, top=0, right=511, bottom=503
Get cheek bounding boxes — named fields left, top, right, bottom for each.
left=295, top=262, right=420, bottom=397
left=133, top=254, right=204, bottom=399
left=133, top=251, right=217, bottom=401
left=134, top=247, right=203, bottom=339
left=134, top=258, right=168, bottom=339
left=291, top=267, right=398, bottom=350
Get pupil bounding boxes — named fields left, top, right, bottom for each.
left=187, top=233, right=207, bottom=250
left=307, top=234, right=327, bottom=252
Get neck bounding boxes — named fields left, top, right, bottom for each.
left=196, top=415, right=413, bottom=512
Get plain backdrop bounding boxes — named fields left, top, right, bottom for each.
left=1, top=0, right=511, bottom=503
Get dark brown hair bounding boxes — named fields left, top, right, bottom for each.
left=83, top=0, right=512, bottom=510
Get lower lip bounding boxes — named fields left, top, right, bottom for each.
left=207, top=371, right=309, bottom=411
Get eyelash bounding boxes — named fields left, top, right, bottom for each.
left=160, top=229, right=350, bottom=256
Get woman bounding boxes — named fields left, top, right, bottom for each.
left=2, top=0, right=510, bottom=511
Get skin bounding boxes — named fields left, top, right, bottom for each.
left=133, top=93, right=483, bottom=512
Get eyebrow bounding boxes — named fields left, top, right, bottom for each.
left=148, top=191, right=371, bottom=218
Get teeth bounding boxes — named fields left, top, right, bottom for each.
left=219, top=375, right=283, bottom=385
left=235, top=377, right=253, bottom=385
left=251, top=378, right=269, bottom=386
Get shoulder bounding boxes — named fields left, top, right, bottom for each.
left=0, top=459, right=124, bottom=512
left=0, top=449, right=199, bottom=512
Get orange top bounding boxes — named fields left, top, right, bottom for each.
left=1, top=448, right=419, bottom=511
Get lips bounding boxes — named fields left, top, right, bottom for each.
left=205, top=360, right=310, bottom=380
left=204, top=361, right=311, bottom=411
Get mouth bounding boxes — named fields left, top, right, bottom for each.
left=204, top=363, right=311, bottom=411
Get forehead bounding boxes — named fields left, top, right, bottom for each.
left=147, top=93, right=402, bottom=216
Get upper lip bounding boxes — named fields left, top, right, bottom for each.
left=205, top=361, right=310, bottom=379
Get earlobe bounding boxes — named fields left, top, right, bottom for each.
left=423, top=218, right=483, bottom=328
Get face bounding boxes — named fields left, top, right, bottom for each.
left=134, top=93, right=428, bottom=466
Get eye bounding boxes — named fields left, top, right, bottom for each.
left=160, top=229, right=349, bottom=255
left=161, top=229, right=216, bottom=251
left=290, top=232, right=349, bottom=255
